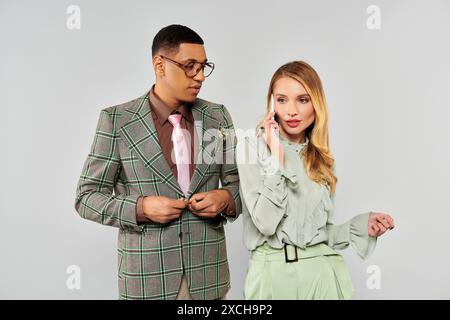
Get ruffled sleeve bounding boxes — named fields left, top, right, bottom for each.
left=236, top=136, right=297, bottom=236
left=326, top=207, right=378, bottom=261
left=319, top=164, right=377, bottom=260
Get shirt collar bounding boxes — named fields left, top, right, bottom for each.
left=148, top=85, right=192, bottom=126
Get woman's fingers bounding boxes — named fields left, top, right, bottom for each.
left=377, top=222, right=387, bottom=234
left=264, top=121, right=278, bottom=131
left=376, top=213, right=395, bottom=230
left=266, top=111, right=275, bottom=120
left=376, top=215, right=391, bottom=229
left=262, top=112, right=279, bottom=143
left=369, top=223, right=379, bottom=237
left=369, top=212, right=396, bottom=237
left=371, top=223, right=379, bottom=234
left=263, top=112, right=276, bottom=126
left=386, top=215, right=395, bottom=229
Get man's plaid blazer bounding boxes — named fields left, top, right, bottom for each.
left=74, top=91, right=242, bottom=300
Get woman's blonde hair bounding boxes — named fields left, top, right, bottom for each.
left=257, top=61, right=337, bottom=194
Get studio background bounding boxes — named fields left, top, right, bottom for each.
left=1, top=0, right=449, bottom=299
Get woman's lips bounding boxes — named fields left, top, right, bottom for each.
left=286, top=120, right=301, bottom=128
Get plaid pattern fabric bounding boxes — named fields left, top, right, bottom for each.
left=74, top=91, right=242, bottom=299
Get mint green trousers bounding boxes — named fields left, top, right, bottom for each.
left=244, top=243, right=355, bottom=300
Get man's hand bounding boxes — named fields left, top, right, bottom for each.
left=142, top=196, right=188, bottom=224
left=368, top=212, right=395, bottom=237
left=188, top=190, right=231, bottom=218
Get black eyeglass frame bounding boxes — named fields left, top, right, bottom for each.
left=159, top=55, right=215, bottom=78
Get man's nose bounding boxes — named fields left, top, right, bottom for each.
left=193, top=69, right=205, bottom=82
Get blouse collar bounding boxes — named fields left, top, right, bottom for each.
left=279, top=133, right=309, bottom=151
left=256, top=127, right=309, bottom=152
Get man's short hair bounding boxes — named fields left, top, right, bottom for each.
left=152, top=24, right=204, bottom=57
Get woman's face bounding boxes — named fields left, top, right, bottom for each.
left=273, top=76, right=315, bottom=143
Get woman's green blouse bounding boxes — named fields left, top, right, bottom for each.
left=236, top=130, right=377, bottom=260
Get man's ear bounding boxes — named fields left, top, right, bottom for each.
left=152, top=55, right=165, bottom=76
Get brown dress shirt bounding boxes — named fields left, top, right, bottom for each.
left=135, top=86, right=236, bottom=222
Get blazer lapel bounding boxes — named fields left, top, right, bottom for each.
left=118, top=92, right=221, bottom=198
left=118, top=92, right=183, bottom=195
left=187, top=99, right=221, bottom=197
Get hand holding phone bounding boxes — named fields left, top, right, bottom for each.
left=262, top=95, right=284, bottom=171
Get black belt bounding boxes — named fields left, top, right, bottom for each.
left=284, top=243, right=299, bottom=263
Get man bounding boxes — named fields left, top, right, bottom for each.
left=74, top=24, right=242, bottom=300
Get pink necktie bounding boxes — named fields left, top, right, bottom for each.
left=168, top=113, right=191, bottom=197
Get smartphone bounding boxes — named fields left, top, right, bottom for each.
left=270, top=95, right=276, bottom=121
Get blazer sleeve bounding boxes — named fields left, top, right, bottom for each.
left=217, top=104, right=242, bottom=223
left=236, top=136, right=297, bottom=236
left=74, top=108, right=143, bottom=232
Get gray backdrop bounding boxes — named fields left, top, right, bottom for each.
left=1, top=0, right=449, bottom=299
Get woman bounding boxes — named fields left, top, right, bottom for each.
left=236, top=61, right=395, bottom=300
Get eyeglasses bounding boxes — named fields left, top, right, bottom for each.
left=159, top=55, right=215, bottom=78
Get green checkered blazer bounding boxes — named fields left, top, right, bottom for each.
left=74, top=91, right=242, bottom=300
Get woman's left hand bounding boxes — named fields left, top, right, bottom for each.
left=368, top=212, right=395, bottom=237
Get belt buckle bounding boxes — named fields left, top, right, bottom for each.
left=284, top=243, right=298, bottom=263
